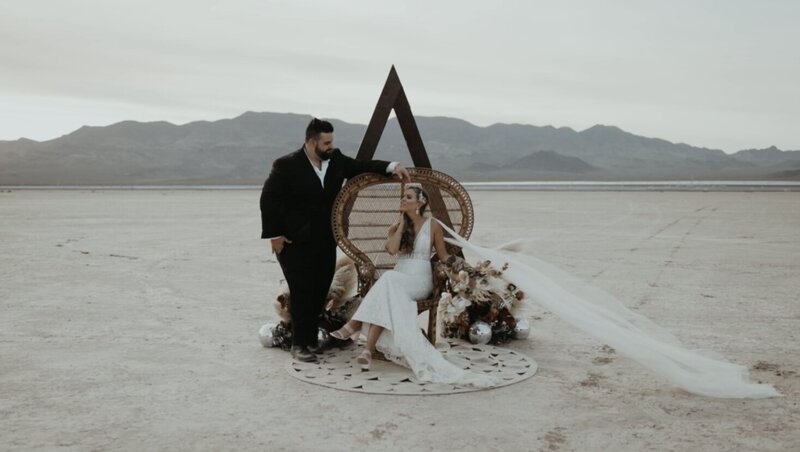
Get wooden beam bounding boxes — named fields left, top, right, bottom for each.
left=357, top=66, right=455, bottom=231
left=356, top=66, right=403, bottom=161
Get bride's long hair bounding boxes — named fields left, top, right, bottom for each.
left=399, top=186, right=429, bottom=255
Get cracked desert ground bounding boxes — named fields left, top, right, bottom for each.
left=1, top=189, right=798, bottom=451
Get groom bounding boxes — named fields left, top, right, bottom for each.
left=260, top=118, right=410, bottom=362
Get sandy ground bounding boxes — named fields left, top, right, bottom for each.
left=1, top=189, right=798, bottom=451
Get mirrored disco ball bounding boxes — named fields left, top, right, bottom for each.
left=468, top=321, right=492, bottom=345
left=258, top=323, right=277, bottom=347
left=317, top=328, right=331, bottom=349
left=513, top=317, right=531, bottom=340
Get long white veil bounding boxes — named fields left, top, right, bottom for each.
left=436, top=219, right=779, bottom=399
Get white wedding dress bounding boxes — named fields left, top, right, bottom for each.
left=352, top=217, right=498, bottom=388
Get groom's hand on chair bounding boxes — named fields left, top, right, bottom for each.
left=393, top=164, right=410, bottom=183
left=271, top=236, right=292, bottom=254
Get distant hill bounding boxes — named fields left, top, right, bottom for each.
left=507, top=150, right=597, bottom=172
left=1, top=111, right=798, bottom=184
left=769, top=168, right=800, bottom=179
left=464, top=150, right=595, bottom=172
left=731, top=146, right=800, bottom=167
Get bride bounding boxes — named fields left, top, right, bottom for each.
left=331, top=185, right=497, bottom=388
left=332, top=184, right=779, bottom=398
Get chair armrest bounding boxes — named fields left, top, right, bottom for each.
left=357, top=261, right=377, bottom=296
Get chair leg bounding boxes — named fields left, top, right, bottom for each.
left=426, top=305, right=438, bottom=345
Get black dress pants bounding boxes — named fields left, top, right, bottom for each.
left=276, top=240, right=336, bottom=347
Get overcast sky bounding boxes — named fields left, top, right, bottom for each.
left=1, top=0, right=798, bottom=152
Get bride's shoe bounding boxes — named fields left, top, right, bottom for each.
left=356, top=350, right=372, bottom=371
left=331, top=323, right=360, bottom=341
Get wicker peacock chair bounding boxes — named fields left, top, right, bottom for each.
left=331, top=167, right=474, bottom=344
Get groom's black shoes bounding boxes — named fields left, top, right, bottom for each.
left=328, top=337, right=353, bottom=349
left=291, top=345, right=317, bottom=362
left=310, top=337, right=352, bottom=353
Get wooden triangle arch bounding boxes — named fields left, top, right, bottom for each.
left=356, top=65, right=454, bottom=229
left=356, top=65, right=431, bottom=168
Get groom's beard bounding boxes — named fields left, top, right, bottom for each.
left=315, top=145, right=333, bottom=161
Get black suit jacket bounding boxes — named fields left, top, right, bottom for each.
left=260, top=147, right=392, bottom=246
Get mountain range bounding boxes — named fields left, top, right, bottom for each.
left=1, top=111, right=798, bottom=185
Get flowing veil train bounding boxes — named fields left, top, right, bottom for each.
left=435, top=219, right=779, bottom=399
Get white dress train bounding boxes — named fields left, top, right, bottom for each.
left=352, top=217, right=498, bottom=388
left=436, top=219, right=779, bottom=399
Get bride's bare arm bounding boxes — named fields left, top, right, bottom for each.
left=384, top=214, right=404, bottom=255
left=432, top=221, right=451, bottom=262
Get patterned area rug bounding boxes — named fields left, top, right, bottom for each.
left=285, top=341, right=537, bottom=395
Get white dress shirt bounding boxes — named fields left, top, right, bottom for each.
left=306, top=152, right=398, bottom=187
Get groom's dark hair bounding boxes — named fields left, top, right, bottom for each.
left=305, top=118, right=334, bottom=141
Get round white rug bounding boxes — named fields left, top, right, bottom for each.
left=285, top=341, right=537, bottom=395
